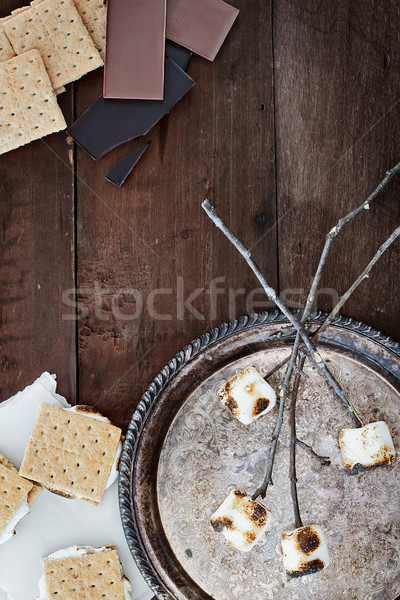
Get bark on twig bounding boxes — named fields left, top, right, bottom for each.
left=296, top=439, right=331, bottom=466
left=289, top=355, right=305, bottom=529
left=202, top=200, right=360, bottom=422
left=314, top=225, right=400, bottom=339
left=263, top=355, right=290, bottom=380
left=251, top=163, right=400, bottom=498
left=204, top=162, right=400, bottom=504
left=260, top=224, right=400, bottom=385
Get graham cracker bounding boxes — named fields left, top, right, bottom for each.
left=11, top=6, right=31, bottom=16
left=42, top=547, right=127, bottom=600
left=0, top=18, right=16, bottom=62
left=19, top=402, right=122, bottom=504
left=0, top=461, right=33, bottom=536
left=1, top=13, right=63, bottom=94
left=30, top=0, right=106, bottom=57
left=0, top=454, right=41, bottom=505
left=3, top=0, right=103, bottom=90
left=73, top=0, right=106, bottom=58
left=0, top=49, right=66, bottom=156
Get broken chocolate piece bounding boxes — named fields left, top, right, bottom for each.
left=166, top=0, right=239, bottom=61
left=165, top=39, right=192, bottom=71
left=106, top=144, right=149, bottom=187
left=104, top=0, right=166, bottom=99
left=68, top=58, right=195, bottom=159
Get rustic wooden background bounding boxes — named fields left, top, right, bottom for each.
left=1, top=0, right=400, bottom=598
left=2, top=0, right=400, bottom=420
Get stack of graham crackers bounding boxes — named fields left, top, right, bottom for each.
left=0, top=398, right=132, bottom=598
left=0, top=0, right=106, bottom=156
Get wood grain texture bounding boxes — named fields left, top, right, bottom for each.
left=274, top=0, right=400, bottom=339
left=0, top=0, right=76, bottom=403
left=74, top=0, right=277, bottom=427
left=0, top=1, right=399, bottom=599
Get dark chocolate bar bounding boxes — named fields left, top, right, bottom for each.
left=165, top=39, right=192, bottom=71
left=68, top=58, right=195, bottom=159
left=106, top=144, right=149, bottom=187
left=166, top=0, right=239, bottom=61
left=104, top=0, right=166, bottom=100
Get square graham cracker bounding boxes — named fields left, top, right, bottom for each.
left=0, top=17, right=16, bottom=63
left=19, top=403, right=122, bottom=504
left=1, top=10, right=63, bottom=93
left=73, top=0, right=106, bottom=58
left=3, top=0, right=103, bottom=90
left=0, top=454, right=41, bottom=505
left=30, top=0, right=107, bottom=58
left=0, top=462, right=33, bottom=536
left=0, top=49, right=66, bottom=156
left=42, top=547, right=127, bottom=599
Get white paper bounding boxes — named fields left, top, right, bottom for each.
left=0, top=373, right=153, bottom=600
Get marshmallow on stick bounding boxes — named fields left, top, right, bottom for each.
left=281, top=524, right=330, bottom=578
left=210, top=489, right=271, bottom=552
left=217, top=366, right=277, bottom=425
left=339, top=421, right=395, bottom=474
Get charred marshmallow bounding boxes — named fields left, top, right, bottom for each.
left=339, top=421, right=395, bottom=473
left=210, top=489, right=271, bottom=552
left=281, top=524, right=330, bottom=578
left=217, top=367, right=277, bottom=425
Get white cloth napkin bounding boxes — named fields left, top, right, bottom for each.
left=0, top=372, right=153, bottom=600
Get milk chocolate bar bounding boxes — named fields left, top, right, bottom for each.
left=104, top=0, right=166, bottom=99
left=166, top=0, right=239, bottom=61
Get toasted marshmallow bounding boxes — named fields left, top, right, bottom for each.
left=210, top=489, right=271, bottom=552
left=281, top=524, right=330, bottom=578
left=217, top=367, right=277, bottom=425
left=339, top=421, right=395, bottom=473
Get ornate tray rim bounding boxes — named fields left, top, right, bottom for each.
left=119, top=310, right=400, bottom=600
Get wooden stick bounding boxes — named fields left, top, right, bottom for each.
left=296, top=438, right=330, bottom=466
left=314, top=225, right=400, bottom=338
left=289, top=355, right=306, bottom=529
left=283, top=162, right=400, bottom=402
left=202, top=200, right=362, bottom=421
left=262, top=224, right=400, bottom=384
left=252, top=164, right=400, bottom=498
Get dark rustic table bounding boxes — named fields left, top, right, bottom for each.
left=1, top=1, right=400, bottom=598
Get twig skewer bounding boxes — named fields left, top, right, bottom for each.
left=314, top=225, right=400, bottom=339
left=280, top=162, right=400, bottom=396
left=251, top=164, right=400, bottom=498
left=289, top=355, right=306, bottom=529
left=261, top=224, right=400, bottom=380
left=263, top=355, right=291, bottom=381
left=202, top=200, right=360, bottom=422
left=296, top=438, right=330, bottom=466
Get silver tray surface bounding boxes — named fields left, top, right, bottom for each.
left=119, top=311, right=400, bottom=600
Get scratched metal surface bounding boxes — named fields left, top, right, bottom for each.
left=157, top=348, right=400, bottom=600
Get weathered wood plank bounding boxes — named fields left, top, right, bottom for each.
left=274, top=0, right=400, bottom=340
left=74, top=0, right=277, bottom=428
left=0, top=1, right=76, bottom=402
